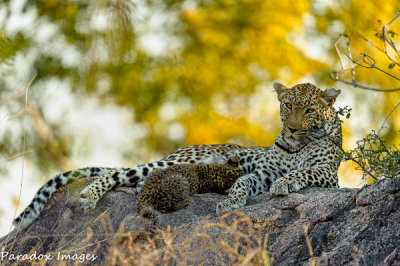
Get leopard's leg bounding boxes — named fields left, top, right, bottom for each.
left=79, top=163, right=169, bottom=210
left=270, top=166, right=339, bottom=195
left=270, top=144, right=341, bottom=195
left=13, top=167, right=116, bottom=229
left=216, top=172, right=269, bottom=215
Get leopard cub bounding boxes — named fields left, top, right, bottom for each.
left=137, top=156, right=244, bottom=220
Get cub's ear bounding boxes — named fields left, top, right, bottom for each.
left=226, top=156, right=239, bottom=168
left=273, top=81, right=289, bottom=101
left=320, top=88, right=341, bottom=106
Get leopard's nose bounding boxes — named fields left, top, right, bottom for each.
left=288, top=127, right=299, bottom=133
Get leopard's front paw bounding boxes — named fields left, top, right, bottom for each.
left=216, top=195, right=246, bottom=216
left=270, top=178, right=302, bottom=196
left=216, top=200, right=233, bottom=216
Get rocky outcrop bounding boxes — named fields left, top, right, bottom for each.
left=1, top=177, right=399, bottom=265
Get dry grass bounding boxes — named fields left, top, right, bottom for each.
left=106, top=212, right=278, bottom=265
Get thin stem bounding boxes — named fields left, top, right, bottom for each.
left=331, top=13, right=400, bottom=92
left=378, top=102, right=400, bottom=134
left=329, top=72, right=400, bottom=92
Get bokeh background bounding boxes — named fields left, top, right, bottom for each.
left=1, top=0, right=400, bottom=236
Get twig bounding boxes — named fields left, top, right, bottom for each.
left=334, top=36, right=348, bottom=71
left=329, top=72, right=400, bottom=92
left=331, top=13, right=400, bottom=92
left=304, top=224, right=316, bottom=266
left=347, top=53, right=400, bottom=82
left=8, top=75, right=36, bottom=248
left=378, top=101, right=400, bottom=134
left=320, top=115, right=378, bottom=180
left=358, top=31, right=400, bottom=67
left=381, top=14, right=400, bottom=59
left=330, top=136, right=378, bottom=180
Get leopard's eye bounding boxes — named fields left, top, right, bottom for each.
left=284, top=103, right=292, bottom=110
left=305, top=108, right=315, bottom=114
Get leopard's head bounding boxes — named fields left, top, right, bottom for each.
left=273, top=82, right=341, bottom=143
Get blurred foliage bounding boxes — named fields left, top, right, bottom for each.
left=0, top=0, right=400, bottom=183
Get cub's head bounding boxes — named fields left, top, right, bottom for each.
left=225, top=155, right=239, bottom=168
left=273, top=82, right=340, bottom=142
left=223, top=155, right=245, bottom=176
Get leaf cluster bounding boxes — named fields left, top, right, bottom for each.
left=338, top=130, right=400, bottom=180
left=337, top=105, right=352, bottom=120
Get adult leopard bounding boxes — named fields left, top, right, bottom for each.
left=13, top=81, right=342, bottom=228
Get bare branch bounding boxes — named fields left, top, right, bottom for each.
left=357, top=32, right=386, bottom=54
left=347, top=38, right=357, bottom=82
left=2, top=75, right=36, bottom=106
left=378, top=101, right=400, bottom=134
left=329, top=72, right=400, bottom=92
left=347, top=53, right=400, bottom=81
left=8, top=150, right=34, bottom=161
left=331, top=13, right=400, bottom=92
left=334, top=36, right=347, bottom=70
left=387, top=12, right=400, bottom=26
left=381, top=15, right=400, bottom=59
left=358, top=31, right=400, bottom=67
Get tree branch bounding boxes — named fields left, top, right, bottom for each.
left=331, top=14, right=400, bottom=92
left=329, top=72, right=400, bottom=92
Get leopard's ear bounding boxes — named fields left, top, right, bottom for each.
left=273, top=81, right=289, bottom=101
left=226, top=156, right=239, bottom=168
left=320, top=88, right=341, bottom=106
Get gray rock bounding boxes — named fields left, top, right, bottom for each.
left=1, top=178, right=399, bottom=265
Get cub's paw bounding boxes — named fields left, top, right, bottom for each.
left=135, top=180, right=145, bottom=194
left=202, top=154, right=228, bottom=164
left=79, top=197, right=98, bottom=211
left=270, top=178, right=302, bottom=196
left=79, top=184, right=101, bottom=211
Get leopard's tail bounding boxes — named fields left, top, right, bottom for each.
left=12, top=167, right=115, bottom=229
